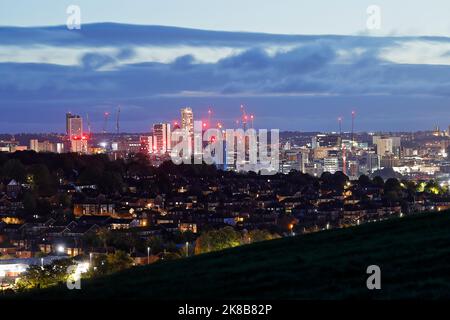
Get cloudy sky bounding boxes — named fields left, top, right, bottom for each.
left=1, top=0, right=450, bottom=133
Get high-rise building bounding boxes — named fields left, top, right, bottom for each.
left=66, top=113, right=83, bottom=138
left=380, top=154, right=399, bottom=168
left=118, top=138, right=141, bottom=155
left=373, top=136, right=401, bottom=157
left=365, top=153, right=380, bottom=173
left=281, top=149, right=304, bottom=173
left=30, top=139, right=39, bottom=152
left=65, top=113, right=88, bottom=153
left=347, top=160, right=359, bottom=179
left=181, top=107, right=194, bottom=136
left=140, top=136, right=153, bottom=155
left=153, top=123, right=171, bottom=153
left=324, top=157, right=341, bottom=174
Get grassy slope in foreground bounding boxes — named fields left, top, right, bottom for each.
left=22, top=211, right=450, bottom=299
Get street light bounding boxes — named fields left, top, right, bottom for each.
left=147, top=247, right=151, bottom=264
left=57, top=245, right=65, bottom=254
left=89, top=252, right=93, bottom=267
left=185, top=242, right=189, bottom=258
left=40, top=257, right=44, bottom=269
left=288, top=224, right=294, bottom=236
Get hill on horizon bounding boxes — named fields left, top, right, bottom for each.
left=14, top=211, right=450, bottom=300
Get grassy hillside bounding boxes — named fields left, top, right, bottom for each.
left=18, top=211, right=450, bottom=299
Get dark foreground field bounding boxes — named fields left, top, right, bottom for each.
left=17, top=211, right=450, bottom=299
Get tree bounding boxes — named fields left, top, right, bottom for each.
left=424, top=180, right=441, bottom=195
left=384, top=178, right=402, bottom=204
left=22, top=192, right=37, bottom=215
left=194, top=227, right=242, bottom=254
left=106, top=250, right=134, bottom=273
left=16, top=259, right=73, bottom=290
left=2, top=159, right=26, bottom=182
left=372, top=176, right=384, bottom=188
left=78, top=166, right=103, bottom=185
left=97, top=228, right=111, bottom=250
left=247, top=229, right=279, bottom=243
left=384, top=178, right=400, bottom=192
left=145, top=236, right=165, bottom=255
left=358, top=175, right=372, bottom=188
left=87, top=251, right=133, bottom=277
left=98, top=171, right=124, bottom=194
left=57, top=193, right=72, bottom=209
left=27, top=164, right=57, bottom=196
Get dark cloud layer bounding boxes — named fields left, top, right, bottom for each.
left=0, top=23, right=450, bottom=132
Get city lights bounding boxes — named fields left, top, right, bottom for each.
left=2, top=3, right=450, bottom=304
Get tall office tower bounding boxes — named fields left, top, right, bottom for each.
left=373, top=136, right=401, bottom=157
left=323, top=157, right=341, bottom=174
left=153, top=123, right=171, bottom=153
left=281, top=149, right=303, bottom=174
left=30, top=139, right=39, bottom=152
left=180, top=107, right=194, bottom=156
left=376, top=138, right=393, bottom=156
left=347, top=160, right=359, bottom=179
left=366, top=153, right=380, bottom=173
left=66, top=113, right=83, bottom=138
left=139, top=136, right=153, bottom=155
left=65, top=113, right=87, bottom=153
left=181, top=107, right=194, bottom=135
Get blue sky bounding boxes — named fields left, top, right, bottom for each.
left=2, top=0, right=450, bottom=36
left=1, top=1, right=450, bottom=133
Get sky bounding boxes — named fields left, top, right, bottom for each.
left=2, top=0, right=450, bottom=36
left=1, top=0, right=450, bottom=133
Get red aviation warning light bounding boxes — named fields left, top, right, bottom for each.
left=71, top=134, right=89, bottom=141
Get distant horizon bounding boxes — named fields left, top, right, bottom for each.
left=0, top=128, right=445, bottom=136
